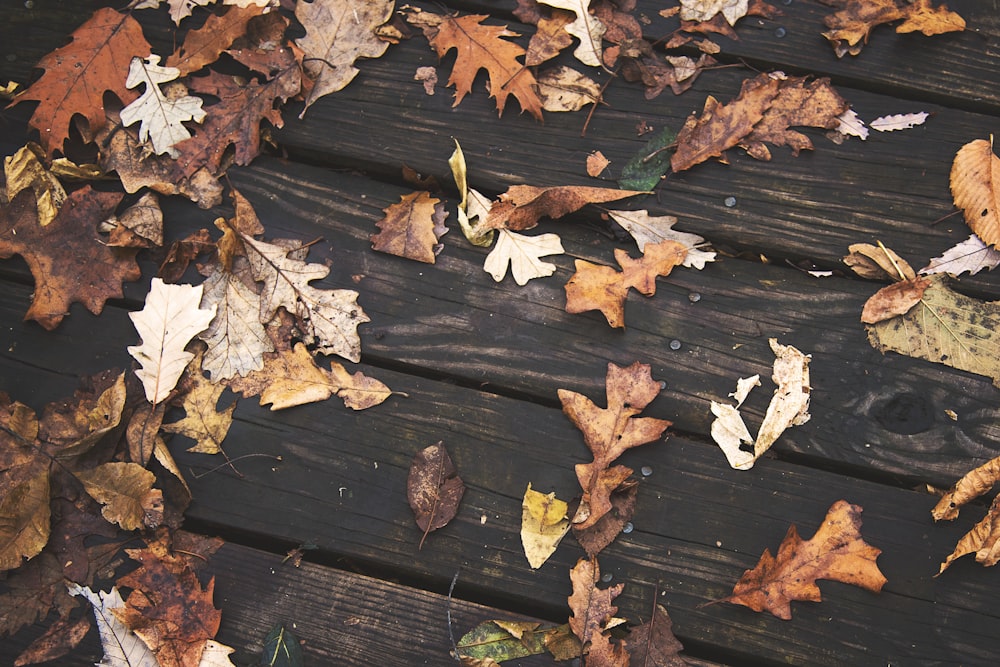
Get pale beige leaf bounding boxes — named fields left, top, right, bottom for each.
left=607, top=209, right=716, bottom=269
left=128, top=278, right=217, bottom=404
left=198, top=260, right=273, bottom=381
left=119, top=55, right=206, bottom=158
left=537, top=66, right=601, bottom=112
left=295, top=0, right=394, bottom=116
left=198, top=640, right=237, bottom=667
left=67, top=584, right=158, bottom=667
left=870, top=112, right=929, bottom=132
left=484, top=229, right=564, bottom=285
left=105, top=191, right=163, bottom=248
left=921, top=234, right=1000, bottom=277
left=950, top=138, right=1000, bottom=248
left=710, top=401, right=755, bottom=470
left=755, top=338, right=811, bottom=458
left=538, top=1, right=606, bottom=67
left=521, top=483, right=571, bottom=569
left=679, top=0, right=749, bottom=25
left=586, top=151, right=609, bottom=177
left=835, top=109, right=868, bottom=140
left=867, top=274, right=1000, bottom=387
left=73, top=462, right=162, bottom=531
left=844, top=242, right=916, bottom=281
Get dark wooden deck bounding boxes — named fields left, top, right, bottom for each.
left=2, top=0, right=1000, bottom=664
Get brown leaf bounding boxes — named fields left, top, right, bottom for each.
left=559, top=362, right=671, bottom=530
left=526, top=9, right=575, bottom=66
left=127, top=402, right=165, bottom=467
left=568, top=557, right=628, bottom=667
left=741, top=76, right=848, bottom=160
left=573, top=480, right=637, bottom=557
left=106, top=191, right=164, bottom=248
left=13, top=613, right=91, bottom=667
left=843, top=242, right=916, bottom=281
left=950, top=138, right=1000, bottom=248
left=413, top=13, right=544, bottom=121
left=932, top=456, right=1000, bottom=572
left=822, top=0, right=963, bottom=57
left=0, top=553, right=72, bottom=637
left=619, top=39, right=715, bottom=98
left=228, top=12, right=294, bottom=75
left=407, top=442, right=465, bottom=549
left=165, top=5, right=266, bottom=76
left=932, top=456, right=1000, bottom=522
left=938, top=494, right=1000, bottom=573
left=487, top=184, right=646, bottom=231
left=586, top=151, right=610, bottom=177
left=896, top=0, right=966, bottom=36
left=622, top=604, right=687, bottom=667
left=0, top=469, right=50, bottom=572
left=860, top=277, right=930, bottom=324
left=159, top=229, right=216, bottom=282
left=723, top=500, right=887, bottom=619
left=565, top=240, right=688, bottom=328
left=0, top=187, right=140, bottom=330
left=162, top=358, right=235, bottom=455
left=73, top=462, right=162, bottom=531
left=371, top=191, right=449, bottom=263
left=11, top=8, right=151, bottom=155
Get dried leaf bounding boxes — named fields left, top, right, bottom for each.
left=586, top=151, right=610, bottom=177
left=120, top=55, right=207, bottom=158
left=199, top=640, right=237, bottom=667
left=0, top=469, right=50, bottom=572
left=608, top=210, right=715, bottom=269
left=484, top=229, right=564, bottom=285
left=407, top=442, right=465, bottom=548
left=950, top=138, right=1000, bottom=248
left=12, top=8, right=151, bottom=155
left=741, top=76, right=848, bottom=160
left=680, top=0, right=749, bottom=25
left=456, top=621, right=563, bottom=664
left=73, top=462, right=162, bottom=531
left=937, top=493, right=1000, bottom=573
left=371, top=191, right=449, bottom=263
left=0, top=187, right=141, bottom=330
left=866, top=273, right=1000, bottom=387
left=525, top=10, right=575, bottom=66
left=618, top=39, right=714, bottom=99
left=487, top=184, right=646, bottom=231
left=836, top=109, right=869, bottom=140
left=567, top=557, right=628, bottom=666
left=565, top=240, right=688, bottom=328
left=448, top=140, right=495, bottom=247
left=295, top=0, right=393, bottom=116
left=622, top=604, right=687, bottom=667
left=414, top=66, right=438, bottom=95
left=538, top=66, right=602, bottom=112
left=843, top=242, right=915, bottom=281
left=198, top=259, right=273, bottom=381
left=921, top=234, right=1000, bottom=277
left=822, top=0, right=964, bottom=57
left=870, top=111, right=929, bottom=132
left=165, top=5, right=266, bottom=76
left=161, top=357, right=235, bottom=454
left=13, top=613, right=91, bottom=667
left=259, top=623, right=304, bottom=667
left=538, top=0, right=607, bottom=67
left=932, top=456, right=1000, bottom=522
left=521, top=483, right=571, bottom=569
left=128, top=278, right=217, bottom=404
left=68, top=584, right=159, bottom=667
left=572, top=480, right=637, bottom=557
left=559, top=362, right=670, bottom=529
left=860, top=277, right=930, bottom=324
left=723, top=500, right=886, bottom=619
left=3, top=143, right=66, bottom=227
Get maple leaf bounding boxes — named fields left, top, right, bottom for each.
left=608, top=209, right=715, bottom=269
left=412, top=13, right=544, bottom=121
left=622, top=604, right=687, bottom=667
left=68, top=584, right=159, bottom=667
left=921, top=234, right=1000, bottom=277
left=559, top=362, right=671, bottom=530
left=165, top=5, right=266, bottom=76
left=3, top=143, right=67, bottom=227
left=484, top=229, right=565, bottom=285
left=12, top=8, right=151, bottom=155
left=294, top=0, right=394, bottom=116
left=407, top=442, right=465, bottom=549
left=161, top=355, right=236, bottom=454
left=128, top=278, right=218, bottom=404
left=821, top=0, right=964, bottom=57
left=567, top=557, right=628, bottom=666
left=486, top=184, right=646, bottom=231
left=723, top=500, right=886, bottom=619
left=565, top=240, right=688, bottom=328
left=0, top=187, right=141, bottom=330
left=371, top=191, right=449, bottom=264
left=120, top=55, right=207, bottom=157
left=521, top=483, right=571, bottom=569
left=950, top=138, right=1000, bottom=249
left=538, top=0, right=606, bottom=67
left=72, top=462, right=162, bottom=531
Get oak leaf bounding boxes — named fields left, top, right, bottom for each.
left=68, top=584, right=159, bottom=667
left=608, top=209, right=715, bottom=269
left=371, top=191, right=449, bottom=263
left=821, top=0, right=964, bottom=57
left=486, top=184, right=646, bottom=231
left=521, top=483, right=571, bottom=569
left=565, top=240, right=688, bottom=328
left=407, top=442, right=465, bottom=549
left=414, top=13, right=544, bottom=121
left=567, top=557, right=628, bottom=666
left=0, top=187, right=141, bottom=330
left=950, top=138, right=1000, bottom=248
left=723, top=500, right=886, bottom=619
left=622, top=604, right=687, bottom=667
left=295, top=0, right=394, bottom=116
left=572, top=480, right=637, bottom=557
left=618, top=39, right=714, bottom=99
left=680, top=0, right=749, bottom=26
left=537, top=66, right=602, bottom=112
left=72, top=462, right=162, bottom=531
left=921, top=235, right=1000, bottom=277
left=741, top=76, right=848, bottom=160
left=559, top=362, right=671, bottom=530
left=12, top=8, right=150, bottom=155
left=538, top=0, right=606, bottom=67
left=525, top=10, right=575, bottom=66
left=3, top=143, right=66, bottom=227
left=165, top=5, right=266, bottom=76
left=161, top=356, right=236, bottom=454
left=120, top=55, right=207, bottom=157
left=484, top=229, right=565, bottom=285
left=128, top=278, right=217, bottom=404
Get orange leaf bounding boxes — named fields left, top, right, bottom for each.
left=371, top=191, right=449, bottom=263
left=559, top=362, right=671, bottom=530
left=860, top=277, right=930, bottom=324
left=724, top=500, right=887, bottom=619
left=567, top=557, right=628, bottom=667
left=487, top=184, right=647, bottom=232
left=822, top=0, right=963, bottom=57
left=12, top=8, right=151, bottom=156
left=165, top=5, right=266, bottom=76
left=565, top=240, right=687, bottom=328
left=950, top=138, right=1000, bottom=248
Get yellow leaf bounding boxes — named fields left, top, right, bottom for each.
left=74, top=462, right=162, bottom=531
left=3, top=143, right=66, bottom=227
left=161, top=359, right=235, bottom=454
left=521, top=483, right=570, bottom=569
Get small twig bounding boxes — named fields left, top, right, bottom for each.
left=876, top=240, right=908, bottom=281
left=447, top=569, right=462, bottom=663
left=581, top=68, right=618, bottom=137
left=644, top=581, right=660, bottom=667
left=929, top=209, right=961, bottom=227
left=191, top=453, right=283, bottom=479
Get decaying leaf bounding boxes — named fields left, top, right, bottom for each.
left=565, top=240, right=688, bottom=328
left=525, top=10, right=575, bottom=66
left=844, top=242, right=916, bottom=281
left=572, top=480, right=638, bottom=558
left=931, top=456, right=1000, bottom=573
left=680, top=0, right=749, bottom=25
left=371, top=191, right=449, bottom=263
left=586, top=151, right=610, bottom=177
left=260, top=623, right=304, bottom=667
left=165, top=4, right=265, bottom=76
left=821, top=0, right=965, bottom=58
left=73, top=462, right=163, bottom=531
left=950, top=138, right=1000, bottom=248
left=488, top=184, right=647, bottom=232
left=608, top=209, right=715, bottom=269
left=103, top=192, right=164, bottom=249
left=455, top=620, right=578, bottom=664
left=484, top=229, right=565, bottom=285
left=68, top=584, right=158, bottom=667
left=414, top=66, right=438, bottom=95
left=861, top=277, right=930, bottom=324
left=622, top=604, right=687, bottom=667
left=128, top=278, right=217, bottom=405
left=933, top=456, right=1000, bottom=522
left=295, top=0, right=394, bottom=116
left=538, top=0, right=606, bottom=67
left=11, top=612, right=92, bottom=667
left=537, top=66, right=602, bottom=112
left=120, top=55, right=206, bottom=157
left=559, top=362, right=671, bottom=530
left=870, top=112, right=929, bottom=132
left=618, top=126, right=676, bottom=191
left=0, top=470, right=50, bottom=572
left=618, top=39, right=714, bottom=99
left=3, top=143, right=66, bottom=227
left=711, top=339, right=810, bottom=470
left=723, top=500, right=887, bottom=619
left=567, top=557, right=628, bottom=666
left=161, top=356, right=236, bottom=454
left=521, top=483, right=571, bottom=569
left=448, top=139, right=495, bottom=247
left=921, top=234, right=1000, bottom=277
left=407, top=442, right=465, bottom=549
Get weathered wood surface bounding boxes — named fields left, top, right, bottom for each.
left=2, top=0, right=1000, bottom=665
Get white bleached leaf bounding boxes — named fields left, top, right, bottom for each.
left=538, top=0, right=606, bottom=67
left=679, top=0, right=749, bottom=25
left=120, top=55, right=206, bottom=157
left=607, top=209, right=716, bottom=269
left=710, top=402, right=756, bottom=470
left=484, top=229, right=564, bottom=285
left=67, top=583, right=158, bottom=667
left=128, top=278, right=217, bottom=404
left=870, top=112, right=929, bottom=132
left=836, top=109, right=869, bottom=140
left=198, top=640, right=237, bottom=667
left=921, top=234, right=1000, bottom=277
left=198, top=260, right=273, bottom=381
